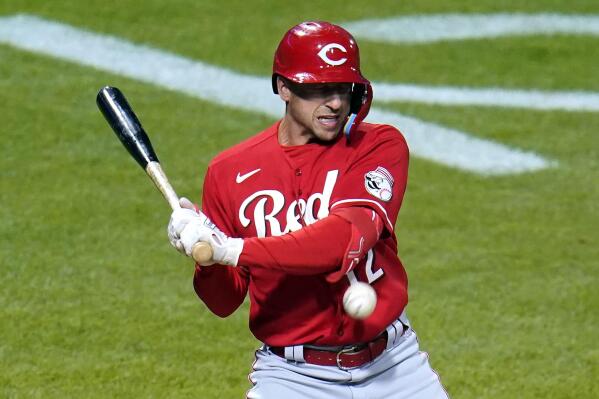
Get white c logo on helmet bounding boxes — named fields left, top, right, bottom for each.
left=317, top=43, right=347, bottom=66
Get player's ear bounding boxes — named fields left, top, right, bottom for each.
left=277, top=77, right=291, bottom=102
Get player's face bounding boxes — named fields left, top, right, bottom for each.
left=278, top=79, right=352, bottom=145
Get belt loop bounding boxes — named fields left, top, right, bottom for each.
left=398, top=310, right=410, bottom=327
left=386, top=312, right=410, bottom=349
left=284, top=345, right=305, bottom=362
left=385, top=323, right=398, bottom=349
left=393, top=318, right=405, bottom=346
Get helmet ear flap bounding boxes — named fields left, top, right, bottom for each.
left=349, top=84, right=366, bottom=114
left=344, top=84, right=373, bottom=139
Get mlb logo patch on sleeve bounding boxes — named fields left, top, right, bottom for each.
left=364, top=166, right=394, bottom=202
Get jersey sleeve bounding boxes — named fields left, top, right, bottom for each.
left=330, top=125, right=409, bottom=235
left=193, top=165, right=250, bottom=318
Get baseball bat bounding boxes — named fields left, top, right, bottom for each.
left=96, top=86, right=212, bottom=264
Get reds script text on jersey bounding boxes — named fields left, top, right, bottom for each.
left=194, top=121, right=409, bottom=347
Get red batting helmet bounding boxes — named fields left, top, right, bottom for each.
left=272, top=21, right=373, bottom=138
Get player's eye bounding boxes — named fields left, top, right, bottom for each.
left=291, top=83, right=352, bottom=99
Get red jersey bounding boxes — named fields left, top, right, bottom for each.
left=194, top=121, right=410, bottom=346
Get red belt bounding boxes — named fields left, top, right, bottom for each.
left=270, top=332, right=388, bottom=370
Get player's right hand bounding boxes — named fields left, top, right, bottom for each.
left=167, top=197, right=202, bottom=255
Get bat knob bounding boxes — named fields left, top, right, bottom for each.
left=191, top=242, right=213, bottom=264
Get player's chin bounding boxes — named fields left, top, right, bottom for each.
left=314, top=119, right=343, bottom=141
left=313, top=128, right=341, bottom=142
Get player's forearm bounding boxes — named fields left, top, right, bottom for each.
left=238, top=207, right=383, bottom=279
left=238, top=214, right=350, bottom=275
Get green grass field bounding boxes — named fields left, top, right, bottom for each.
left=1, top=1, right=598, bottom=398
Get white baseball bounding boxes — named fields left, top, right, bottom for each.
left=343, top=282, right=377, bottom=320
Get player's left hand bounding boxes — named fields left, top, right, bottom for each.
left=168, top=197, right=243, bottom=266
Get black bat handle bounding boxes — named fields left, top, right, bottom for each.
left=96, top=86, right=159, bottom=169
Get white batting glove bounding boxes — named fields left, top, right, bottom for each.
left=168, top=198, right=243, bottom=266
left=167, top=197, right=201, bottom=254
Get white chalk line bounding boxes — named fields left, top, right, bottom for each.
left=375, top=83, right=599, bottom=112
left=342, top=13, right=599, bottom=44
left=0, top=14, right=562, bottom=175
left=369, top=108, right=552, bottom=174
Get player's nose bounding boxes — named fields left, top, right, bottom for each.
left=324, top=93, right=344, bottom=111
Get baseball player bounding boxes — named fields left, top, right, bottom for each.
left=168, top=21, right=449, bottom=399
